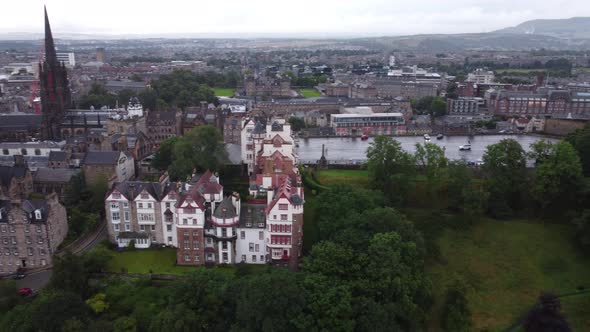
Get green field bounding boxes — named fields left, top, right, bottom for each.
left=299, top=88, right=321, bottom=98
left=106, top=248, right=266, bottom=276
left=428, top=219, right=590, bottom=331
left=315, top=169, right=370, bottom=187
left=213, top=88, right=234, bottom=97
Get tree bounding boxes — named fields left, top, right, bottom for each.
left=86, top=293, right=109, bottom=314
left=441, top=283, right=472, bottom=332
left=529, top=140, right=583, bottom=214
left=116, top=89, right=136, bottom=106
left=415, top=142, right=448, bottom=196
left=31, top=290, right=89, bottom=332
left=367, top=136, right=415, bottom=205
left=234, top=269, right=305, bottom=332
left=62, top=319, right=87, bottom=332
left=446, top=82, right=459, bottom=99
left=0, top=280, right=21, bottom=313
left=295, top=274, right=355, bottom=332
left=572, top=210, right=590, bottom=253
left=148, top=304, right=200, bottom=332
left=566, top=123, right=590, bottom=176
left=151, top=137, right=179, bottom=171
left=430, top=97, right=447, bottom=117
left=482, top=139, right=527, bottom=218
left=524, top=293, right=571, bottom=332
left=50, top=251, right=88, bottom=296
left=168, top=126, right=228, bottom=180
left=113, top=316, right=137, bottom=332
left=288, top=116, right=306, bottom=132
left=83, top=244, right=114, bottom=273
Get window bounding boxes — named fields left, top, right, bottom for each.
left=166, top=225, right=172, bottom=232
left=240, top=231, right=245, bottom=239
left=139, top=213, right=154, bottom=222
left=2, top=149, right=8, bottom=155
left=221, top=228, right=227, bottom=237
left=110, top=203, right=119, bottom=210
left=249, top=243, right=254, bottom=252
left=114, top=224, right=120, bottom=231
left=281, top=214, right=288, bottom=221
left=28, top=248, right=33, bottom=256
left=37, top=236, right=43, bottom=244
left=124, top=211, right=129, bottom=221
left=137, top=203, right=143, bottom=209
left=34, top=149, right=41, bottom=156
left=259, top=231, right=264, bottom=240
left=11, top=237, right=16, bottom=244
left=35, top=210, right=42, bottom=220
left=140, top=225, right=146, bottom=231
left=194, top=255, right=199, bottom=262
left=260, top=255, right=264, bottom=262
left=222, top=252, right=228, bottom=262
left=183, top=219, right=188, bottom=225
left=184, top=255, right=190, bottom=262
left=242, top=255, right=246, bottom=262
left=165, top=202, right=171, bottom=209
left=222, top=242, right=228, bottom=250
left=255, top=244, right=259, bottom=252
left=207, top=238, right=212, bottom=244
left=252, top=255, right=257, bottom=262
left=125, top=224, right=130, bottom=231
left=36, top=225, right=41, bottom=233
left=193, top=241, right=199, bottom=249
left=0, top=225, right=5, bottom=232
left=111, top=212, right=120, bottom=221
left=141, top=193, right=149, bottom=199
left=112, top=193, right=121, bottom=199
left=123, top=202, right=128, bottom=208
left=279, top=204, right=288, bottom=210
left=147, top=203, right=152, bottom=209
left=151, top=225, right=156, bottom=231
left=21, top=148, right=27, bottom=155
left=184, top=208, right=196, bottom=214
left=168, top=236, right=172, bottom=242
left=192, top=231, right=198, bottom=237
left=184, top=240, right=190, bottom=249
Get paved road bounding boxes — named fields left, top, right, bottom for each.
left=14, top=222, right=107, bottom=291
left=298, top=134, right=557, bottom=162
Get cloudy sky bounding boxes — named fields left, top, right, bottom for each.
left=1, top=0, right=589, bottom=37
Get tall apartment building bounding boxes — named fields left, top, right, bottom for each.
left=0, top=194, right=68, bottom=274
left=467, top=69, right=495, bottom=84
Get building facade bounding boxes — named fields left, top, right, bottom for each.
left=0, top=193, right=68, bottom=275
left=330, top=113, right=406, bottom=136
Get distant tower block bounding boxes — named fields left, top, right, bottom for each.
left=96, top=47, right=106, bottom=63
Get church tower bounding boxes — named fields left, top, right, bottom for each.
left=39, top=6, right=71, bottom=140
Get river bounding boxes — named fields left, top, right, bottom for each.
left=296, top=135, right=559, bottom=163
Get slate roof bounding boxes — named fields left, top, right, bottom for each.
left=212, top=196, right=237, bottom=219
left=252, top=121, right=266, bottom=134
left=0, top=114, right=43, bottom=130
left=21, top=199, right=48, bottom=223
left=118, top=231, right=149, bottom=239
left=111, top=181, right=163, bottom=201
left=271, top=121, right=284, bottom=132
left=34, top=168, right=79, bottom=183
left=0, top=165, right=27, bottom=187
left=84, top=151, right=121, bottom=165
left=48, top=151, right=67, bottom=162
left=0, top=200, right=11, bottom=223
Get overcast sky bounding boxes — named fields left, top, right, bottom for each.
left=1, top=0, right=589, bottom=37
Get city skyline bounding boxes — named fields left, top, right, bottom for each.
left=1, top=0, right=590, bottom=38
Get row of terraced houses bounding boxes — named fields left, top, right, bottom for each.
left=104, top=118, right=303, bottom=269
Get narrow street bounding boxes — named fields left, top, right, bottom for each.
left=15, top=222, right=107, bottom=291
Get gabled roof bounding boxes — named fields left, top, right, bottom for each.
left=48, top=151, right=67, bottom=162
left=239, top=202, right=266, bottom=227
left=212, top=196, right=237, bottom=219
left=21, top=199, right=49, bottom=223
left=84, top=151, right=122, bottom=165
left=0, top=165, right=27, bottom=187
left=110, top=181, right=162, bottom=201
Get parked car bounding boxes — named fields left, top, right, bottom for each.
left=13, top=269, right=25, bottom=280
left=19, top=288, right=33, bottom=297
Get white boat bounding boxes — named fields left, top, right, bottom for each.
left=459, top=144, right=471, bottom=151
left=423, top=134, right=431, bottom=141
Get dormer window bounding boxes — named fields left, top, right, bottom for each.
left=34, top=209, right=42, bottom=220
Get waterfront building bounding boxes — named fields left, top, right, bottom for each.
left=330, top=113, right=406, bottom=136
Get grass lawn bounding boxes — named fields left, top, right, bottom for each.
left=299, top=88, right=321, bottom=98
left=315, top=169, right=369, bottom=188
left=427, top=219, right=590, bottom=331
left=213, top=88, right=234, bottom=97
left=106, top=248, right=267, bottom=276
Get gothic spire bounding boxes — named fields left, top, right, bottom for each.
left=44, top=6, right=57, bottom=65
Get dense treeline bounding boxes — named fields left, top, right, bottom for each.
left=78, top=70, right=241, bottom=111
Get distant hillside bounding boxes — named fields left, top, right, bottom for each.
left=495, top=17, right=590, bottom=39
left=352, top=32, right=590, bottom=51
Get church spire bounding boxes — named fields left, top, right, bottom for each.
left=44, top=5, right=57, bottom=66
